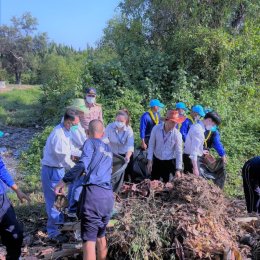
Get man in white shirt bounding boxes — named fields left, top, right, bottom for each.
left=41, top=110, right=79, bottom=243
left=184, top=111, right=222, bottom=176
left=147, top=110, right=185, bottom=182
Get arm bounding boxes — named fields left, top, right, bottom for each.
left=212, top=131, right=226, bottom=158
left=140, top=114, right=148, bottom=149
left=147, top=126, right=157, bottom=173
left=189, top=127, right=204, bottom=176
left=52, top=135, right=75, bottom=170
left=99, top=106, right=103, bottom=122
left=0, top=157, right=30, bottom=203
left=175, top=132, right=183, bottom=172
left=125, top=127, right=135, bottom=162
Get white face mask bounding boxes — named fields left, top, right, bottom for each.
left=115, top=121, right=125, bottom=129
left=86, top=97, right=96, bottom=104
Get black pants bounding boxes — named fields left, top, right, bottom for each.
left=151, top=156, right=176, bottom=183
left=242, top=157, right=260, bottom=213
left=0, top=194, right=23, bottom=260
left=183, top=154, right=202, bottom=174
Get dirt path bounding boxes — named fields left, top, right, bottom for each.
left=0, top=126, right=40, bottom=178
left=0, top=84, right=38, bottom=93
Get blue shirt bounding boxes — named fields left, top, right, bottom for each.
left=140, top=111, right=161, bottom=139
left=0, top=156, right=15, bottom=195
left=204, top=130, right=226, bottom=157
left=178, top=117, right=194, bottom=142
left=63, top=138, right=113, bottom=189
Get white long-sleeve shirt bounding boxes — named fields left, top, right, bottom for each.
left=147, top=123, right=183, bottom=170
left=104, top=123, right=134, bottom=155
left=184, top=121, right=205, bottom=160
left=41, top=124, right=75, bottom=170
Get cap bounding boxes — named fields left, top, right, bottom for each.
left=176, top=102, right=188, bottom=110
left=150, top=99, right=165, bottom=108
left=86, top=88, right=97, bottom=95
left=192, top=105, right=205, bottom=117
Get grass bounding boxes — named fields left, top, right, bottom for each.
left=0, top=86, right=42, bottom=127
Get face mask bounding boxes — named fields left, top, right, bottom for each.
left=70, top=125, right=79, bottom=132
left=211, top=125, right=217, bottom=132
left=86, top=97, right=96, bottom=104
left=115, top=121, right=125, bottom=129
left=205, top=124, right=213, bottom=131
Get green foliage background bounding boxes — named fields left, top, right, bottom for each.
left=3, top=0, right=257, bottom=197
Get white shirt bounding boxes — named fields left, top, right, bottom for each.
left=184, top=121, right=205, bottom=160
left=41, top=124, right=75, bottom=169
left=104, top=123, right=134, bottom=155
left=147, top=123, right=183, bottom=170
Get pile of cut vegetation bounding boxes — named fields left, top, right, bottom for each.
left=107, top=175, right=245, bottom=259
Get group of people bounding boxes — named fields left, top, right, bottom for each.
left=0, top=86, right=259, bottom=260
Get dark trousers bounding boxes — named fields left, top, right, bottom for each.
left=0, top=194, right=23, bottom=260
left=151, top=156, right=176, bottom=183
left=183, top=154, right=201, bottom=174
left=242, top=159, right=260, bottom=213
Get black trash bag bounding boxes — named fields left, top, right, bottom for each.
left=199, top=157, right=227, bottom=189
left=131, top=149, right=150, bottom=183
left=111, top=154, right=128, bottom=193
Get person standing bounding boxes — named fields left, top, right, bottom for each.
left=41, top=110, right=79, bottom=243
left=147, top=110, right=185, bottom=182
left=104, top=110, right=134, bottom=180
left=0, top=156, right=30, bottom=259
left=80, top=88, right=103, bottom=131
left=55, top=120, right=114, bottom=260
left=242, top=156, right=260, bottom=213
left=183, top=111, right=221, bottom=176
left=140, top=99, right=165, bottom=150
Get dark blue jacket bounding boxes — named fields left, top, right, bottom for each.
left=63, top=138, right=112, bottom=189
left=140, top=111, right=161, bottom=139
left=204, top=130, right=226, bottom=157
left=0, top=156, right=15, bottom=195
left=178, top=116, right=195, bottom=142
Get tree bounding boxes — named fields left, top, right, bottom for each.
left=0, top=12, right=46, bottom=84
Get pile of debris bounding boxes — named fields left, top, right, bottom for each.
left=107, top=175, right=248, bottom=259
left=16, top=175, right=260, bottom=259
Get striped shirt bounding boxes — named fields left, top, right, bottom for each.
left=147, top=123, right=183, bottom=170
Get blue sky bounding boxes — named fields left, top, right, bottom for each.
left=1, top=0, right=121, bottom=49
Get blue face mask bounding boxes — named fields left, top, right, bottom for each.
left=70, top=125, right=79, bottom=132
left=211, top=125, right=217, bottom=132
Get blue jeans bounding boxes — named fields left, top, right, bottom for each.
left=68, top=176, right=84, bottom=214
left=41, top=165, right=65, bottom=238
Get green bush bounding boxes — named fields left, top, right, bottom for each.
left=20, top=126, right=53, bottom=191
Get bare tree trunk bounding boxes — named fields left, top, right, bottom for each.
left=15, top=72, right=22, bottom=85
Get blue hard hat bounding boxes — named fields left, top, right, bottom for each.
left=192, top=105, right=205, bottom=117
left=176, top=102, right=188, bottom=110
left=150, top=99, right=165, bottom=108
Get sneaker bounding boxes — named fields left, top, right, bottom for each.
left=50, top=234, right=69, bottom=244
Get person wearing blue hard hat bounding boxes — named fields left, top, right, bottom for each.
left=177, top=104, right=205, bottom=142
left=175, top=102, right=188, bottom=116
left=140, top=99, right=165, bottom=150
